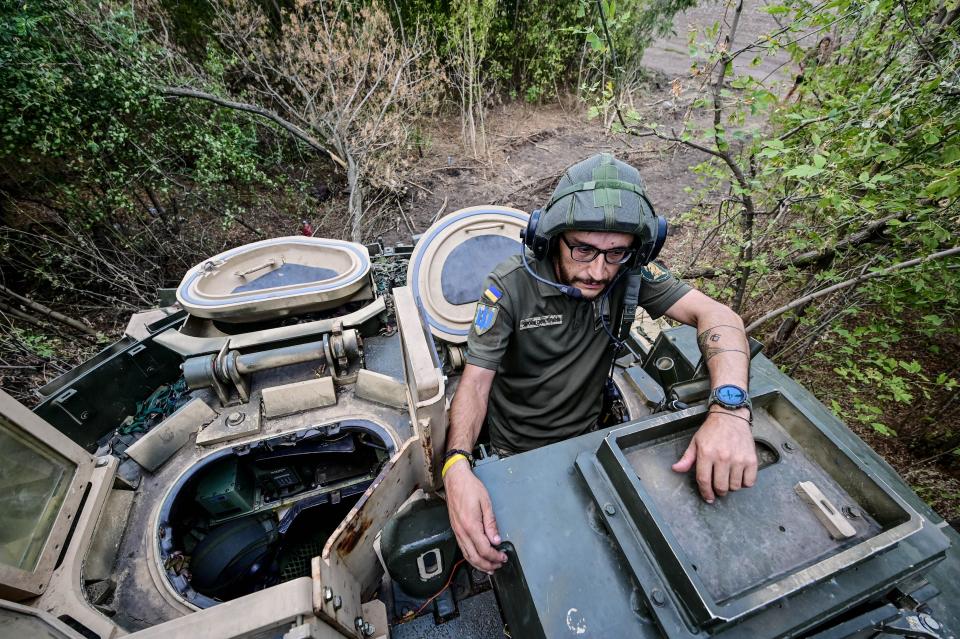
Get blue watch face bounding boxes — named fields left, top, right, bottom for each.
left=716, top=385, right=747, bottom=405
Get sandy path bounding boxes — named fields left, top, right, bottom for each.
left=642, top=0, right=797, bottom=87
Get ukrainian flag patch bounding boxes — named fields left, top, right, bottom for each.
left=482, top=285, right=503, bottom=304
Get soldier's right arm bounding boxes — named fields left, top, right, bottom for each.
left=443, top=270, right=514, bottom=572
left=443, top=364, right=508, bottom=573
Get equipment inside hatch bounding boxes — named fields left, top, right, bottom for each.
left=160, top=426, right=390, bottom=607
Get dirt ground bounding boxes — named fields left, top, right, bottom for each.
left=640, top=0, right=797, bottom=83
left=395, top=102, right=707, bottom=239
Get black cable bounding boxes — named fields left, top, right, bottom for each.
left=520, top=245, right=583, bottom=298
left=599, top=267, right=629, bottom=350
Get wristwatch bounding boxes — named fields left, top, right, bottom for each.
left=708, top=384, right=752, bottom=417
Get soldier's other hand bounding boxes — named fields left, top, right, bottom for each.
left=443, top=460, right=507, bottom=573
left=671, top=409, right=758, bottom=503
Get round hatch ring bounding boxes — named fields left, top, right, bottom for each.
left=407, top=206, right=528, bottom=344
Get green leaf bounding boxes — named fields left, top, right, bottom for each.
left=785, top=164, right=824, bottom=178
left=942, top=144, right=960, bottom=164
left=586, top=32, right=603, bottom=51
left=898, top=360, right=922, bottom=375
left=812, top=154, right=826, bottom=169
left=870, top=422, right=897, bottom=437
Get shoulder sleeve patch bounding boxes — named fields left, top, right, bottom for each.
left=641, top=260, right=673, bottom=283
left=482, top=285, right=503, bottom=304
left=473, top=303, right=500, bottom=336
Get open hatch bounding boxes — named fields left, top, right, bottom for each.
left=0, top=390, right=97, bottom=602
left=176, top=237, right=373, bottom=323
left=156, top=421, right=394, bottom=608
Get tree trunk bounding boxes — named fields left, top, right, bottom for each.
left=346, top=152, right=364, bottom=242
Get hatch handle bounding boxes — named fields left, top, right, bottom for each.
left=235, top=257, right=284, bottom=278
left=465, top=223, right=505, bottom=233
left=795, top=481, right=857, bottom=540
left=417, top=548, right=443, bottom=581
left=52, top=388, right=88, bottom=426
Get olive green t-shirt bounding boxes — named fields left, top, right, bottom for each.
left=466, top=253, right=691, bottom=453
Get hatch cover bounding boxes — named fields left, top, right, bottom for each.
left=177, top=237, right=371, bottom=322
left=407, top=206, right=528, bottom=344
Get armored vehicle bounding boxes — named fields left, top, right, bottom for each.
left=1, top=206, right=958, bottom=639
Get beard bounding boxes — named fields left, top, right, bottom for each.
left=555, top=258, right=610, bottom=299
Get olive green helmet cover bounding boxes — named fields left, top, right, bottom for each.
left=539, top=153, right=659, bottom=248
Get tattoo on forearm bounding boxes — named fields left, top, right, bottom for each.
left=697, top=325, right=748, bottom=363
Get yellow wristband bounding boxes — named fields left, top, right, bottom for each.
left=441, top=454, right=468, bottom=479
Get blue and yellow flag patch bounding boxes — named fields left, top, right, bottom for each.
left=482, top=285, right=503, bottom=304
left=473, top=303, right=499, bottom=336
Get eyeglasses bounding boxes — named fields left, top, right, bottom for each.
left=559, top=235, right=635, bottom=265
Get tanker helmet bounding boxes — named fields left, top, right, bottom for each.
left=522, top=153, right=667, bottom=267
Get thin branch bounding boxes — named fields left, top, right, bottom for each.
left=595, top=0, right=628, bottom=131
left=161, top=86, right=347, bottom=169
left=779, top=113, right=837, bottom=141
left=746, top=246, right=960, bottom=333
left=899, top=0, right=945, bottom=74
left=0, top=285, right=99, bottom=338
left=431, top=196, right=449, bottom=225
left=686, top=210, right=907, bottom=278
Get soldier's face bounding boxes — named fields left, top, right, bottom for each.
left=555, top=230, right=634, bottom=300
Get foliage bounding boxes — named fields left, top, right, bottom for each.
left=0, top=0, right=298, bottom=319
left=392, top=0, right=584, bottom=102
left=748, top=0, right=959, bottom=435
left=611, top=0, right=960, bottom=441
left=0, top=0, right=269, bottom=222
left=213, top=0, right=444, bottom=240
left=575, top=0, right=698, bottom=105
left=390, top=0, right=692, bottom=103
left=445, top=0, right=497, bottom=155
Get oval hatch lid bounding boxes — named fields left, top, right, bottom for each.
left=408, top=206, right=528, bottom=344
left=177, top=236, right=371, bottom=322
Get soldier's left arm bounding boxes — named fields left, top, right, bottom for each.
left=662, top=289, right=758, bottom=504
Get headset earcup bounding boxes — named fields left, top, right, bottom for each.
left=524, top=209, right=549, bottom=260
left=648, top=215, right=668, bottom=263
left=632, top=215, right=668, bottom=267
left=523, top=210, right=540, bottom=248
left=533, top=235, right=548, bottom=260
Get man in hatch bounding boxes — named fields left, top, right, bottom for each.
left=442, top=154, right=757, bottom=574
